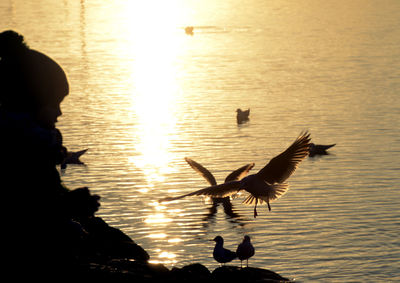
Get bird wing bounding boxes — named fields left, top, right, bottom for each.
left=256, top=131, right=311, bottom=183
left=64, top=148, right=88, bottom=164
left=159, top=181, right=242, bottom=202
left=74, top=148, right=89, bottom=157
left=224, top=163, right=255, bottom=183
left=316, top=143, right=336, bottom=150
left=185, top=157, right=217, bottom=186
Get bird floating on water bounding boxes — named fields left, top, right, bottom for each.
left=236, top=108, right=250, bottom=124
left=236, top=235, right=255, bottom=268
left=61, top=148, right=88, bottom=169
left=185, top=26, right=194, bottom=35
left=309, top=143, right=336, bottom=157
left=213, top=235, right=237, bottom=266
left=161, top=132, right=311, bottom=218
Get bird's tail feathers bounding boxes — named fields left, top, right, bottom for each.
left=267, top=183, right=289, bottom=201
left=242, top=183, right=289, bottom=205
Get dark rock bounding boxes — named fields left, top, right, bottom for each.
left=79, top=260, right=170, bottom=282
left=212, top=266, right=291, bottom=283
left=80, top=216, right=150, bottom=261
left=170, top=263, right=211, bottom=282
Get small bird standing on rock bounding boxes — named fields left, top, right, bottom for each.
left=236, top=108, right=250, bottom=124
left=213, top=236, right=237, bottom=266
left=236, top=235, right=255, bottom=268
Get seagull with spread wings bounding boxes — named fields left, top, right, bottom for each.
left=161, top=132, right=311, bottom=218
left=184, top=157, right=254, bottom=218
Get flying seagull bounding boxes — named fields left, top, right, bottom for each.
left=161, top=132, right=311, bottom=218
left=236, top=235, right=255, bottom=268
left=184, top=157, right=254, bottom=218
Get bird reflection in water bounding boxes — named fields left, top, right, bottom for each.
left=183, top=157, right=254, bottom=222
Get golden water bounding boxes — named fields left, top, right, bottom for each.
left=1, top=0, right=399, bottom=281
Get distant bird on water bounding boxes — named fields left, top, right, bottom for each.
left=213, top=236, right=237, bottom=265
left=61, top=148, right=88, bottom=169
left=185, top=26, right=194, bottom=35
left=309, top=143, right=336, bottom=157
left=236, top=235, right=255, bottom=268
left=236, top=108, right=250, bottom=124
left=160, top=132, right=311, bottom=218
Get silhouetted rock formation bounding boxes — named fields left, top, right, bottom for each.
left=78, top=261, right=292, bottom=283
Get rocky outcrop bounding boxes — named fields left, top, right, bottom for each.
left=78, top=261, right=292, bottom=282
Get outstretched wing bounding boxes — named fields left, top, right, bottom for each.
left=315, top=143, right=336, bottom=150
left=185, top=157, right=217, bottom=186
left=256, top=131, right=311, bottom=183
left=63, top=148, right=88, bottom=164
left=224, top=163, right=255, bottom=183
left=159, top=181, right=242, bottom=202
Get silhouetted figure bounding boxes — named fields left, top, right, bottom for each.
left=61, top=148, right=88, bottom=169
left=0, top=30, right=147, bottom=279
left=162, top=132, right=311, bottom=218
left=236, top=235, right=255, bottom=268
left=0, top=30, right=74, bottom=276
left=236, top=108, right=250, bottom=124
left=309, top=143, right=336, bottom=157
left=185, top=26, right=194, bottom=35
left=213, top=236, right=237, bottom=266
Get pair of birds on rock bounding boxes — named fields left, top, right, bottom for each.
left=161, top=131, right=311, bottom=218
left=213, top=235, right=254, bottom=268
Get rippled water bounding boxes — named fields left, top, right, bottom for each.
left=1, top=0, right=400, bottom=281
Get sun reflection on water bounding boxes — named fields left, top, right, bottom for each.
left=124, top=2, right=186, bottom=186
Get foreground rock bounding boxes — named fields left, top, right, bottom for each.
left=78, top=261, right=292, bottom=282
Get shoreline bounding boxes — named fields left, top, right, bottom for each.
left=80, top=260, right=293, bottom=282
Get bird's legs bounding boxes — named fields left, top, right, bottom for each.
left=246, top=259, right=249, bottom=267
left=253, top=198, right=258, bottom=218
left=267, top=200, right=271, bottom=211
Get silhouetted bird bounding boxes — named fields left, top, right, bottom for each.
left=161, top=132, right=311, bottom=218
left=185, top=26, right=194, bottom=35
left=236, top=108, right=250, bottom=124
left=184, top=157, right=254, bottom=218
left=309, top=143, right=336, bottom=157
left=213, top=236, right=237, bottom=265
left=236, top=235, right=255, bottom=268
left=61, top=148, right=88, bottom=169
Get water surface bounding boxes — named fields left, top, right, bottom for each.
left=1, top=1, right=399, bottom=281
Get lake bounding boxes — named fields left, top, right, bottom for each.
left=1, top=0, right=399, bottom=281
